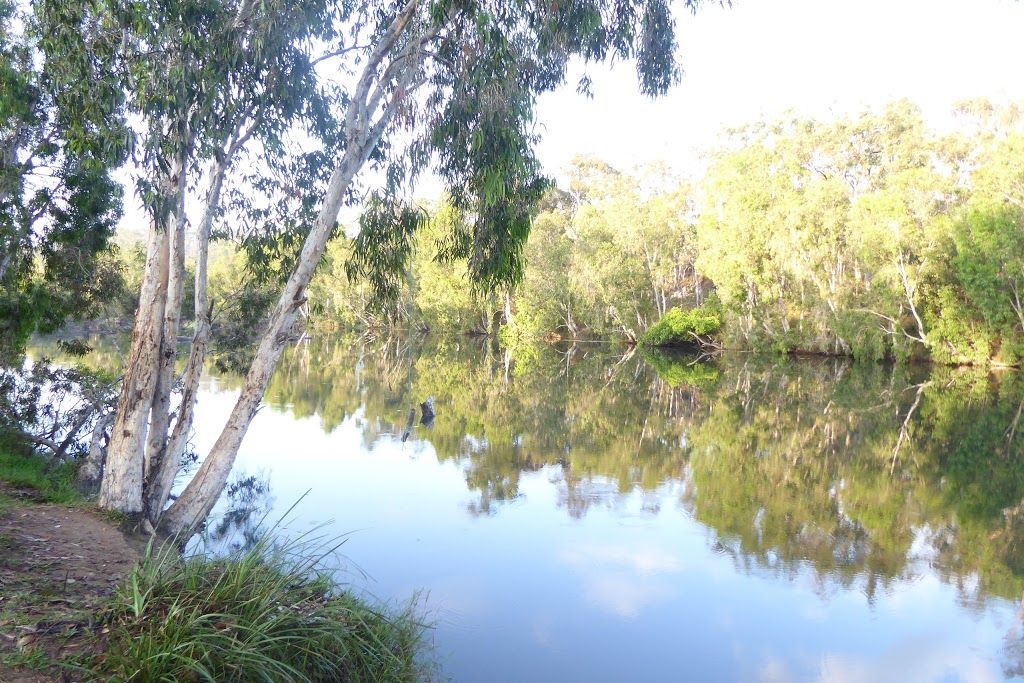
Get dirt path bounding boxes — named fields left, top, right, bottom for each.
left=0, top=485, right=145, bottom=682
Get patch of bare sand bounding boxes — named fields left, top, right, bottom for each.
left=0, top=485, right=146, bottom=682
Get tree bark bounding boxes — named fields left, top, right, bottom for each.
left=143, top=188, right=187, bottom=483
left=147, top=159, right=227, bottom=522
left=503, top=291, right=514, bottom=326
left=160, top=115, right=402, bottom=534
left=76, top=412, right=114, bottom=494
left=99, top=218, right=170, bottom=514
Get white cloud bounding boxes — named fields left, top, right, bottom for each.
left=559, top=542, right=685, bottom=617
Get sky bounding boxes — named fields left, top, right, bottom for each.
left=533, top=0, right=1024, bottom=180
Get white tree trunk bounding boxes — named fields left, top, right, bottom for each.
left=896, top=249, right=927, bottom=344
left=147, top=161, right=226, bottom=522
left=504, top=291, right=514, bottom=326
left=143, top=204, right=186, bottom=482
left=99, top=220, right=170, bottom=513
left=160, top=0, right=424, bottom=535
left=160, top=140, right=384, bottom=533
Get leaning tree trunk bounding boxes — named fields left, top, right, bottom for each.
left=159, top=139, right=377, bottom=534
left=159, top=2, right=422, bottom=533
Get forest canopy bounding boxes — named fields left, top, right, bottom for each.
left=295, top=99, right=1024, bottom=365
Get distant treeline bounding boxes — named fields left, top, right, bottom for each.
left=111, top=98, right=1024, bottom=365
left=303, top=98, right=1024, bottom=364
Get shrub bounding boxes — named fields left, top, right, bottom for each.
left=640, top=304, right=722, bottom=347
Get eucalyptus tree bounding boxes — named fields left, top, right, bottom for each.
left=695, top=103, right=969, bottom=359
left=100, top=0, right=344, bottom=520
left=518, top=204, right=577, bottom=335
left=849, top=166, right=956, bottom=348
left=0, top=0, right=130, bottom=360
left=696, top=137, right=788, bottom=346
left=569, top=160, right=653, bottom=338
left=951, top=128, right=1024, bottom=364
left=99, top=0, right=712, bottom=534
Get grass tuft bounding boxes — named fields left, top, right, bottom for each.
left=93, top=533, right=434, bottom=682
left=1, top=646, right=53, bottom=672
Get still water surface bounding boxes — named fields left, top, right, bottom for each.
left=42, top=335, right=1024, bottom=681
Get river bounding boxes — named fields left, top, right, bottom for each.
left=34, top=334, right=1024, bottom=681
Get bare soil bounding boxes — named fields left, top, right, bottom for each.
left=0, top=484, right=145, bottom=682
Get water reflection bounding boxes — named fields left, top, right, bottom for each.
left=255, top=336, right=1024, bottom=610
left=206, top=471, right=275, bottom=552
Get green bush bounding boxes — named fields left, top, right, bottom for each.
left=640, top=304, right=722, bottom=347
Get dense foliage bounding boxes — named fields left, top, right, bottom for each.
left=273, top=99, right=1024, bottom=366
left=0, top=0, right=129, bottom=361
left=696, top=99, right=1024, bottom=363
left=639, top=303, right=721, bottom=346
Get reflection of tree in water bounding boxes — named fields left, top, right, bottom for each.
left=687, top=361, right=1024, bottom=606
left=207, top=472, right=274, bottom=553
left=556, top=468, right=628, bottom=520
left=250, top=334, right=1024, bottom=605
left=29, top=333, right=132, bottom=375
left=1002, top=587, right=1024, bottom=678
left=463, top=439, right=535, bottom=517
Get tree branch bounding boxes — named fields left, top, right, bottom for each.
left=346, top=0, right=421, bottom=137
left=890, top=382, right=928, bottom=475
left=311, top=43, right=371, bottom=66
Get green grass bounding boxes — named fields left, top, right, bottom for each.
left=0, top=431, right=433, bottom=682
left=0, top=431, right=81, bottom=504
left=92, top=532, right=435, bottom=682
left=1, top=646, right=53, bottom=672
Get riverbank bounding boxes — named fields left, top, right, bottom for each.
left=0, top=482, right=145, bottom=682
left=0, top=447, right=433, bottom=682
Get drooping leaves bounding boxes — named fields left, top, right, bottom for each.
left=345, top=192, right=427, bottom=314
